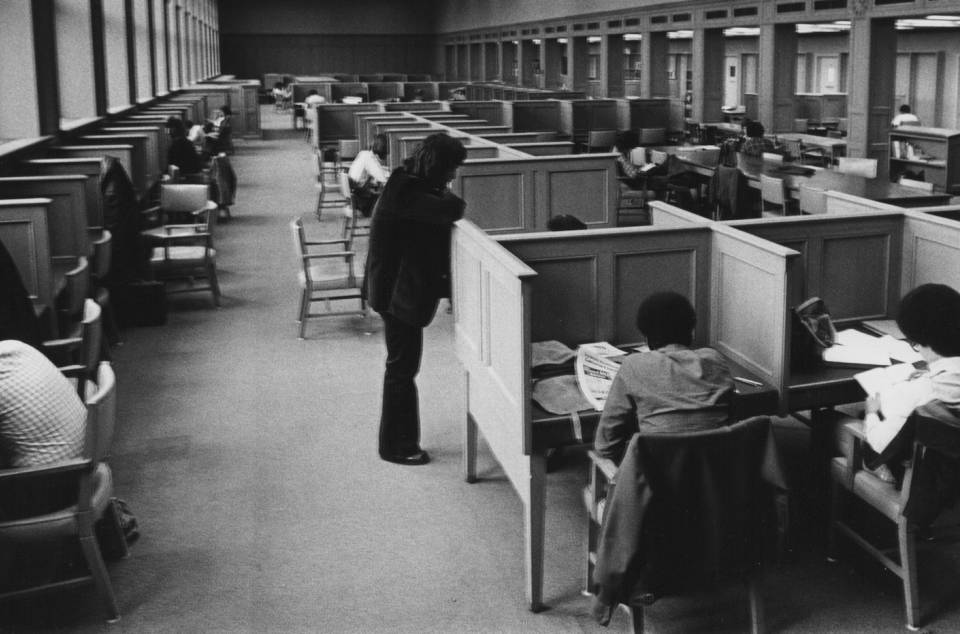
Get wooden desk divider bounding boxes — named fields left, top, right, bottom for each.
left=100, top=126, right=164, bottom=181
left=451, top=218, right=798, bottom=610
left=0, top=176, right=90, bottom=266
left=452, top=153, right=620, bottom=233
left=24, top=158, right=104, bottom=228
left=78, top=135, right=149, bottom=195
left=0, top=198, right=54, bottom=315
left=647, top=200, right=713, bottom=227
left=901, top=210, right=960, bottom=289
left=823, top=190, right=901, bottom=214
left=504, top=142, right=574, bottom=156
left=510, top=100, right=563, bottom=134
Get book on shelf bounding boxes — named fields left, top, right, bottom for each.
left=575, top=342, right=627, bottom=411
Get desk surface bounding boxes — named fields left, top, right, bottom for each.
left=530, top=353, right=779, bottom=450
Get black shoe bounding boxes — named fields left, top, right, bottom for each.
left=380, top=450, right=430, bottom=466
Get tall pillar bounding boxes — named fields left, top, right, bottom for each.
left=503, top=42, right=518, bottom=84
left=603, top=33, right=625, bottom=98
left=544, top=39, right=563, bottom=89
left=520, top=40, right=537, bottom=87
left=640, top=31, right=670, bottom=99
left=848, top=17, right=896, bottom=170
left=691, top=28, right=725, bottom=122
left=485, top=43, right=499, bottom=81
left=758, top=23, right=798, bottom=133
left=568, top=37, right=589, bottom=93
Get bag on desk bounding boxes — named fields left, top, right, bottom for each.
left=791, top=297, right=837, bottom=371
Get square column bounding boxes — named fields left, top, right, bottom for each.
left=568, top=37, right=590, bottom=93
left=758, top=23, right=798, bottom=133
left=520, top=40, right=538, bottom=87
left=544, top=39, right=564, bottom=90
left=502, top=42, right=518, bottom=84
left=485, top=43, right=499, bottom=81
left=603, top=33, right=625, bottom=98
left=641, top=31, right=670, bottom=98
left=691, top=28, right=725, bottom=122
left=847, top=17, right=896, bottom=170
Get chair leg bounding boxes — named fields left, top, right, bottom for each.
left=207, top=264, right=221, bottom=307
left=748, top=576, right=765, bottom=634
left=898, top=518, right=921, bottom=630
left=298, top=290, right=309, bottom=339
left=78, top=533, right=120, bottom=622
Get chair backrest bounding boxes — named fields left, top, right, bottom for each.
left=91, top=230, right=113, bottom=280
left=85, top=361, right=117, bottom=463
left=587, top=129, right=617, bottom=151
left=760, top=174, right=787, bottom=206
left=63, top=256, right=91, bottom=318
left=160, top=183, right=209, bottom=213
left=79, top=298, right=103, bottom=382
left=628, top=147, right=647, bottom=165
left=638, top=127, right=666, bottom=145
left=782, top=138, right=802, bottom=160
left=599, top=416, right=782, bottom=594
left=338, top=139, right=360, bottom=162
left=836, top=157, right=878, bottom=178
left=899, top=176, right=935, bottom=192
left=793, top=118, right=809, bottom=133
left=650, top=150, right=669, bottom=165
left=798, top=185, right=827, bottom=214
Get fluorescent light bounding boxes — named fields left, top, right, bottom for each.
left=557, top=38, right=568, bottom=44
left=623, top=33, right=642, bottom=41
left=666, top=30, right=693, bottom=39
left=532, top=39, right=541, bottom=45
left=724, top=27, right=760, bottom=36
left=587, top=36, right=602, bottom=43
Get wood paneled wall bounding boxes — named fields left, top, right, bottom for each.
left=220, top=34, right=437, bottom=80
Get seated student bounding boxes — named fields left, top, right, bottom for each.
left=165, top=116, right=202, bottom=175
left=740, top=120, right=777, bottom=158
left=304, top=89, right=325, bottom=107
left=271, top=82, right=285, bottom=111
left=185, top=119, right=206, bottom=155
left=210, top=106, right=234, bottom=154
left=891, top=104, right=921, bottom=128
left=547, top=214, right=587, bottom=231
left=594, top=291, right=735, bottom=465
left=612, top=130, right=644, bottom=188
left=840, top=283, right=960, bottom=483
left=348, top=133, right=391, bottom=217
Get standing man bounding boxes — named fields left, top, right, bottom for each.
left=364, top=134, right=467, bottom=465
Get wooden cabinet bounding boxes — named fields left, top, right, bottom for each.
left=889, top=126, right=960, bottom=193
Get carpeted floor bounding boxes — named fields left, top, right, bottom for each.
left=4, top=106, right=960, bottom=633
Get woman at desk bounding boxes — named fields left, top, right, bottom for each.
left=850, top=284, right=960, bottom=483
left=594, top=291, right=735, bottom=465
left=348, top=134, right=390, bottom=217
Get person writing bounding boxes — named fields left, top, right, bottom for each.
left=364, top=133, right=467, bottom=466
left=594, top=291, right=735, bottom=464
left=891, top=104, right=921, bottom=128
left=854, top=284, right=960, bottom=483
left=740, top=121, right=777, bottom=158
left=348, top=133, right=391, bottom=217
left=165, top=116, right=202, bottom=176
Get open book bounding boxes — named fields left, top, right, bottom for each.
left=575, top=342, right=627, bottom=411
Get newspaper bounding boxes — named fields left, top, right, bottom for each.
left=575, top=342, right=627, bottom=411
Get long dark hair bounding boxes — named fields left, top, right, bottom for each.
left=371, top=134, right=389, bottom=160
left=406, top=133, right=466, bottom=187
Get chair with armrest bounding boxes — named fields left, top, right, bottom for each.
left=0, top=362, right=125, bottom=622
left=146, top=183, right=211, bottom=226
left=289, top=217, right=365, bottom=339
left=144, top=194, right=221, bottom=307
left=42, top=298, right=102, bottom=400
left=56, top=256, right=91, bottom=339
left=314, top=149, right=347, bottom=223
left=586, top=416, right=788, bottom=633
left=89, top=230, right=120, bottom=349
left=580, top=129, right=617, bottom=153
left=760, top=174, right=798, bottom=217
left=828, top=402, right=960, bottom=631
left=836, top=157, right=878, bottom=178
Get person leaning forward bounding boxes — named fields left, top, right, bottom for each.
left=364, top=133, right=467, bottom=466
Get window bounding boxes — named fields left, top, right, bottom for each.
left=588, top=55, right=600, bottom=80
left=0, top=2, right=40, bottom=142
left=104, top=0, right=130, bottom=112
left=134, top=1, right=152, bottom=102
left=55, top=0, right=96, bottom=128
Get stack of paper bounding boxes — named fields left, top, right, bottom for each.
left=854, top=363, right=918, bottom=396
left=821, top=328, right=923, bottom=367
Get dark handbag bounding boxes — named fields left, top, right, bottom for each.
left=791, top=297, right=837, bottom=371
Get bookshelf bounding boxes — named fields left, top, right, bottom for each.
left=889, top=126, right=960, bottom=193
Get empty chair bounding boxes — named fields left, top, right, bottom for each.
left=760, top=174, right=798, bottom=216
left=314, top=149, right=347, bottom=222
left=586, top=416, right=787, bottom=633
left=149, top=183, right=211, bottom=226
left=829, top=403, right=960, bottom=630
left=798, top=184, right=828, bottom=215
left=581, top=129, right=617, bottom=153
left=289, top=217, right=365, bottom=339
left=0, top=362, right=126, bottom=622
left=899, top=176, right=935, bottom=192
left=836, top=157, right=878, bottom=178
left=637, top=127, right=667, bottom=145
left=144, top=194, right=221, bottom=307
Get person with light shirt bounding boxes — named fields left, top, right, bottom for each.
left=891, top=104, right=921, bottom=127
left=348, top=134, right=391, bottom=217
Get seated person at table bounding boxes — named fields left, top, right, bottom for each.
left=271, top=82, right=285, bottom=111
left=740, top=121, right=777, bottom=158
left=843, top=283, right=960, bottom=483
left=891, top=104, right=921, bottom=128
left=612, top=130, right=644, bottom=188
left=166, top=116, right=202, bottom=175
left=348, top=133, right=391, bottom=217
left=304, top=89, right=325, bottom=107
left=594, top=291, right=735, bottom=464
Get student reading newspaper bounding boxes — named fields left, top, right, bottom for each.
left=592, top=291, right=735, bottom=465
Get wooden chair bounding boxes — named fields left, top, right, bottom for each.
left=43, top=298, right=102, bottom=400
left=836, top=157, right=878, bottom=178
left=57, top=256, right=91, bottom=339
left=798, top=184, right=828, bottom=215
left=289, top=217, right=365, bottom=339
left=760, top=174, right=797, bottom=216
left=315, top=149, right=347, bottom=222
left=899, top=176, right=935, bottom=192
left=0, top=362, right=126, bottom=623
left=828, top=405, right=960, bottom=631
left=89, top=229, right=120, bottom=349
left=338, top=170, right=371, bottom=241
left=144, top=196, right=221, bottom=307
left=580, top=129, right=617, bottom=153
left=585, top=417, right=787, bottom=633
